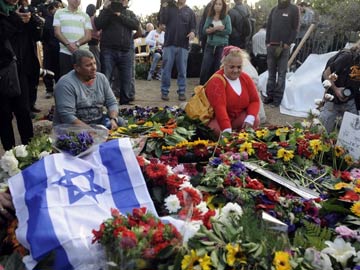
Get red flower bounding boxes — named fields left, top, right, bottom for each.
left=166, top=174, right=186, bottom=193
left=145, top=163, right=168, bottom=185
left=340, top=171, right=353, bottom=182
left=92, top=223, right=105, bottom=244
left=340, top=190, right=360, bottom=201
left=120, top=229, right=137, bottom=249
left=246, top=177, right=264, bottom=190
left=136, top=156, right=146, bottom=168
left=177, top=187, right=202, bottom=206
left=111, top=208, right=121, bottom=218
left=132, top=207, right=147, bottom=219
left=263, top=188, right=280, bottom=202
left=193, top=145, right=209, bottom=158
left=203, top=210, right=216, bottom=229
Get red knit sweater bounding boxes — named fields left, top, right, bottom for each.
left=205, top=69, right=260, bottom=131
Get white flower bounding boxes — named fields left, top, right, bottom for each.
left=323, top=80, right=332, bottom=88
left=312, top=118, right=321, bottom=125
left=321, top=237, right=356, bottom=266
left=0, top=150, right=19, bottom=174
left=47, top=137, right=53, bottom=143
left=196, top=201, right=208, bottom=214
left=301, top=120, right=311, bottom=129
left=353, top=251, right=360, bottom=263
left=218, top=202, right=243, bottom=223
left=314, top=99, right=323, bottom=106
left=8, top=167, right=21, bottom=176
left=164, top=194, right=181, bottom=213
left=304, top=248, right=333, bottom=270
left=181, top=220, right=202, bottom=244
left=324, top=93, right=334, bottom=101
left=179, top=181, right=193, bottom=190
left=14, top=145, right=28, bottom=158
left=39, top=151, right=51, bottom=159
left=311, top=108, right=321, bottom=116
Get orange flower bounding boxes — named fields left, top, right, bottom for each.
left=160, top=127, right=174, bottom=135
left=149, top=131, right=163, bottom=138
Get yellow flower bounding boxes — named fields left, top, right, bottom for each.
left=127, top=124, right=138, bottom=129
left=344, top=155, right=354, bottom=166
left=238, top=132, right=249, bottom=140
left=255, top=128, right=269, bottom=139
left=226, top=243, right=247, bottom=266
left=275, top=127, right=289, bottom=136
left=354, top=187, right=360, bottom=193
left=309, top=139, right=323, bottom=155
left=116, top=127, right=128, bottom=133
left=199, top=253, right=212, bottom=270
left=277, top=148, right=294, bottom=162
left=143, top=121, right=153, bottom=127
left=182, top=250, right=198, bottom=270
left=239, top=142, right=255, bottom=156
left=334, top=182, right=349, bottom=190
left=273, top=251, right=291, bottom=270
left=350, top=202, right=360, bottom=217
left=206, top=195, right=224, bottom=210
left=334, top=145, right=345, bottom=157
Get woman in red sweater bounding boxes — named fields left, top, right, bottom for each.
left=205, top=45, right=260, bottom=136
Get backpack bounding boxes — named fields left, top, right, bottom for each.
left=233, top=6, right=254, bottom=39
left=185, top=74, right=226, bottom=124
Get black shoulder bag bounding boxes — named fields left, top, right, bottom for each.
left=0, top=40, right=21, bottom=98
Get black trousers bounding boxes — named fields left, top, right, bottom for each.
left=43, top=45, right=60, bottom=92
left=0, top=72, right=34, bottom=150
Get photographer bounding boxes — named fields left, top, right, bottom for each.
left=0, top=0, right=44, bottom=150
left=95, top=0, right=139, bottom=105
left=319, top=40, right=360, bottom=133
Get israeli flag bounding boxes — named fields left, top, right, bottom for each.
left=9, top=138, right=157, bottom=270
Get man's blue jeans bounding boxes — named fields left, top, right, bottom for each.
left=266, top=45, right=290, bottom=105
left=149, top=52, right=162, bottom=76
left=101, top=48, right=132, bottom=105
left=161, top=46, right=189, bottom=96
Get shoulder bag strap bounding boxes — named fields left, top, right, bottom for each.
left=204, top=73, right=226, bottom=88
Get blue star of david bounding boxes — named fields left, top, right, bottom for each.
left=54, top=169, right=106, bottom=204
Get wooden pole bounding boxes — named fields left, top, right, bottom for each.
left=288, top=23, right=316, bottom=68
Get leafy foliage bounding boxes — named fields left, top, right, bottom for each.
left=293, top=220, right=334, bottom=250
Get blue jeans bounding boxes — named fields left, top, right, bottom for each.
left=148, top=52, right=162, bottom=76
left=101, top=48, right=132, bottom=105
left=266, top=45, right=290, bottom=105
left=199, top=44, right=224, bottom=85
left=161, top=46, right=189, bottom=96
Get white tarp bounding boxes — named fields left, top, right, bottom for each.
left=258, top=51, right=337, bottom=117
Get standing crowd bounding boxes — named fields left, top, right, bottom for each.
left=0, top=0, right=359, bottom=154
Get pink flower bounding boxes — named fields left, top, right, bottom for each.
left=335, top=225, right=359, bottom=240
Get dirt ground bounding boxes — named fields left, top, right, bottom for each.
left=0, top=77, right=304, bottom=155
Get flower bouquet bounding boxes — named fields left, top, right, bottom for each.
left=52, top=124, right=108, bottom=157
left=92, top=207, right=183, bottom=270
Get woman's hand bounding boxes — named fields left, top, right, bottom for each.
left=241, top=122, right=253, bottom=129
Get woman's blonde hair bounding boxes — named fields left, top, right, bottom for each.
left=220, top=48, right=249, bottom=69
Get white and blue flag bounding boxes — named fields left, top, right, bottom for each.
left=9, top=138, right=157, bottom=270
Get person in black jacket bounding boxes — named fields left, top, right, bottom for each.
left=0, top=0, right=43, bottom=150
left=95, top=0, right=139, bottom=105
left=263, top=0, right=299, bottom=107
left=42, top=0, right=61, bottom=98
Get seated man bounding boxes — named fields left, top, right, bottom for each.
left=146, top=23, right=165, bottom=81
left=53, top=50, right=124, bottom=130
left=319, top=41, right=360, bottom=133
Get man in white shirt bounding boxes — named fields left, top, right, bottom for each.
left=252, top=23, right=267, bottom=74
left=146, top=24, right=165, bottom=80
